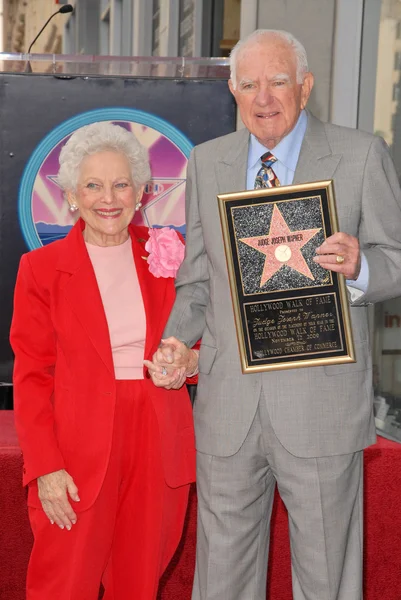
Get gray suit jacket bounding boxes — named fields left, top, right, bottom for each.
left=164, top=112, right=401, bottom=458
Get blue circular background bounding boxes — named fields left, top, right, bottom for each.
left=19, top=107, right=193, bottom=250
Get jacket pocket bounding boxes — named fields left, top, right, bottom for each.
left=199, top=344, right=218, bottom=374
left=323, top=340, right=370, bottom=376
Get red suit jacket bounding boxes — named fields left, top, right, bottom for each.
left=10, top=220, right=196, bottom=512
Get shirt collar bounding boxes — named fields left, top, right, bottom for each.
left=247, top=110, right=308, bottom=171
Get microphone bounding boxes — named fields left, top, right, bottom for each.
left=27, top=4, right=73, bottom=55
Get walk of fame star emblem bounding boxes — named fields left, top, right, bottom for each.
left=239, top=203, right=321, bottom=288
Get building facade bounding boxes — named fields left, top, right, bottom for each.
left=2, top=1, right=237, bottom=58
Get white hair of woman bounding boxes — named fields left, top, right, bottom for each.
left=230, top=29, right=309, bottom=89
left=58, top=121, right=151, bottom=192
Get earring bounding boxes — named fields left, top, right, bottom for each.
left=135, top=202, right=142, bottom=212
left=69, top=203, right=79, bottom=213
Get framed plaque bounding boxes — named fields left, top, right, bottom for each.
left=218, top=180, right=355, bottom=373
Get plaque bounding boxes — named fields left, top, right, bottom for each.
left=218, top=180, right=355, bottom=373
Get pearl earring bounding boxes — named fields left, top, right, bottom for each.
left=69, top=203, right=79, bottom=213
left=135, top=202, right=142, bottom=211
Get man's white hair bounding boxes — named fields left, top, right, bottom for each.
left=230, top=29, right=309, bottom=89
left=58, top=121, right=151, bottom=192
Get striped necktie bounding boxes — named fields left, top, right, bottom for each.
left=254, top=151, right=281, bottom=188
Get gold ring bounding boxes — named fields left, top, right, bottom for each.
left=336, top=255, right=345, bottom=264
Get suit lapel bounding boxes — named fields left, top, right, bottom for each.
left=215, top=116, right=342, bottom=191
left=57, top=220, right=114, bottom=376
left=129, top=225, right=168, bottom=360
left=293, top=112, right=342, bottom=184
left=215, top=128, right=250, bottom=193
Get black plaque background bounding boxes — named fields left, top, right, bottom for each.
left=0, top=74, right=235, bottom=383
left=223, top=185, right=353, bottom=369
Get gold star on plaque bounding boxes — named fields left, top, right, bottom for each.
left=239, top=204, right=321, bottom=287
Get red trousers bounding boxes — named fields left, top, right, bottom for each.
left=26, top=380, right=190, bottom=599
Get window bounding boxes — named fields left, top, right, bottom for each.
left=392, top=112, right=397, bottom=133
left=120, top=0, right=132, bottom=56
left=178, top=0, right=195, bottom=57
left=63, top=10, right=76, bottom=54
left=152, top=0, right=161, bottom=56
left=100, top=1, right=111, bottom=55
left=77, top=0, right=100, bottom=55
left=359, top=0, right=401, bottom=443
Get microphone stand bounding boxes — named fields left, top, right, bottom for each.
left=24, top=5, right=73, bottom=73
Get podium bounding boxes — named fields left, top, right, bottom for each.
left=1, top=411, right=401, bottom=600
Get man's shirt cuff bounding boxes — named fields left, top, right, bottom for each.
left=346, top=253, right=369, bottom=302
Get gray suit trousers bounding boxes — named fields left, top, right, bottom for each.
left=192, top=391, right=363, bottom=600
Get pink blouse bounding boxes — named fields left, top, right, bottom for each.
left=86, top=238, right=146, bottom=380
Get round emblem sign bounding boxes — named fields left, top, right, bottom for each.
left=18, top=108, right=193, bottom=250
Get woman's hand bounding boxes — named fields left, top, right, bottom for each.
left=37, top=469, right=80, bottom=530
left=144, top=336, right=199, bottom=390
left=144, top=360, right=187, bottom=389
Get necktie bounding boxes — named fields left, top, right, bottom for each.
left=254, top=151, right=281, bottom=189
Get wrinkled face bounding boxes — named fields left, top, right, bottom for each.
left=68, top=150, right=143, bottom=245
left=229, top=38, right=314, bottom=148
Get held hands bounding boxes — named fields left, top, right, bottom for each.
left=37, top=469, right=80, bottom=530
left=144, top=336, right=199, bottom=390
left=313, top=232, right=361, bottom=280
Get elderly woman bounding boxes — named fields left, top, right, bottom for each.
left=10, top=122, right=195, bottom=600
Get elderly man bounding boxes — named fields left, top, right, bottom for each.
left=146, top=30, right=401, bottom=600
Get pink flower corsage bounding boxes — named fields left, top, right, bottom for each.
left=145, top=227, right=185, bottom=278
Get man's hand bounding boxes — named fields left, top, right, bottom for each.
left=313, top=232, right=361, bottom=280
left=144, top=336, right=199, bottom=390
left=37, top=469, right=80, bottom=530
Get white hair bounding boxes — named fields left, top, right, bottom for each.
left=230, top=29, right=309, bottom=89
left=58, top=121, right=151, bottom=192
